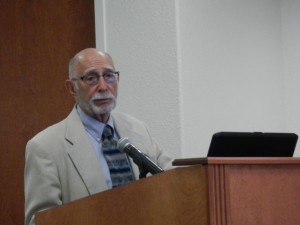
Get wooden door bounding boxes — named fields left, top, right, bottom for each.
left=0, top=1, right=95, bottom=224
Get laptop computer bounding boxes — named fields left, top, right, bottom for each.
left=207, top=132, right=298, bottom=157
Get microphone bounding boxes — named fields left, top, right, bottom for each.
left=117, top=137, right=164, bottom=177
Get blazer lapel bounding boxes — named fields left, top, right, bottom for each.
left=64, top=107, right=108, bottom=195
left=112, top=113, right=144, bottom=179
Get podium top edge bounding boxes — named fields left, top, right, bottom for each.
left=172, top=157, right=300, bottom=166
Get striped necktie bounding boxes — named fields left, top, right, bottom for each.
left=101, top=125, right=135, bottom=188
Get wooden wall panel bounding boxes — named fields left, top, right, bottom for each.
left=0, top=1, right=95, bottom=224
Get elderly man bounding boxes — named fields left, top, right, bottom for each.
left=24, top=48, right=173, bottom=225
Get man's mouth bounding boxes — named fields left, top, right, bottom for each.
left=93, top=98, right=112, bottom=105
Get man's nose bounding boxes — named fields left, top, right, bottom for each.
left=96, top=76, right=108, bottom=91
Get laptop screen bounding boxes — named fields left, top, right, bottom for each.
left=207, top=132, right=298, bottom=157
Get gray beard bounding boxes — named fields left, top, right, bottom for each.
left=89, top=98, right=116, bottom=115
left=79, top=92, right=117, bottom=116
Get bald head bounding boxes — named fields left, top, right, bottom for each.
left=68, top=48, right=114, bottom=79
left=65, top=48, right=118, bottom=123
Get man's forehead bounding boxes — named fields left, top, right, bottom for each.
left=76, top=52, right=114, bottom=70
left=82, top=66, right=114, bottom=75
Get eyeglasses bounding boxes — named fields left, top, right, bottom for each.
left=72, top=71, right=119, bottom=86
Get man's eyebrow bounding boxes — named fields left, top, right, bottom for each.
left=102, top=68, right=115, bottom=73
left=83, top=67, right=115, bottom=76
left=83, top=67, right=97, bottom=76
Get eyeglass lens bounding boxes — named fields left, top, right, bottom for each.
left=84, top=73, right=118, bottom=85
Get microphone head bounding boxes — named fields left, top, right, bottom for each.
left=117, top=137, right=130, bottom=152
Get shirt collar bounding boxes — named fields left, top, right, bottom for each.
left=76, top=105, right=115, bottom=139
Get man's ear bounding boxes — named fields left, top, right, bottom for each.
left=65, top=80, right=77, bottom=97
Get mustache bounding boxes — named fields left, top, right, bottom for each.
left=91, top=92, right=116, bottom=100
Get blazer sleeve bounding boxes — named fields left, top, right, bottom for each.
left=24, top=139, right=62, bottom=225
left=141, top=122, right=174, bottom=171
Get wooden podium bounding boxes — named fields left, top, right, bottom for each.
left=35, top=158, right=300, bottom=225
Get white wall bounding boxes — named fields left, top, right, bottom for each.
left=95, top=0, right=300, bottom=158
left=282, top=0, right=300, bottom=157
left=95, top=0, right=181, bottom=158
left=179, top=0, right=285, bottom=157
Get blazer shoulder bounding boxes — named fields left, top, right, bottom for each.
left=27, top=107, right=79, bottom=146
left=28, top=118, right=67, bottom=144
left=112, top=111, right=146, bottom=126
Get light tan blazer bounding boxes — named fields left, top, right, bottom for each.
left=24, top=107, right=173, bottom=225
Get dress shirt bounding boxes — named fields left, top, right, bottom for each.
left=76, top=105, right=117, bottom=189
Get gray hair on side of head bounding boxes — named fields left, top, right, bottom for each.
left=68, top=56, right=76, bottom=80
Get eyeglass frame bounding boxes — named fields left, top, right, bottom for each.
left=71, top=71, right=120, bottom=86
